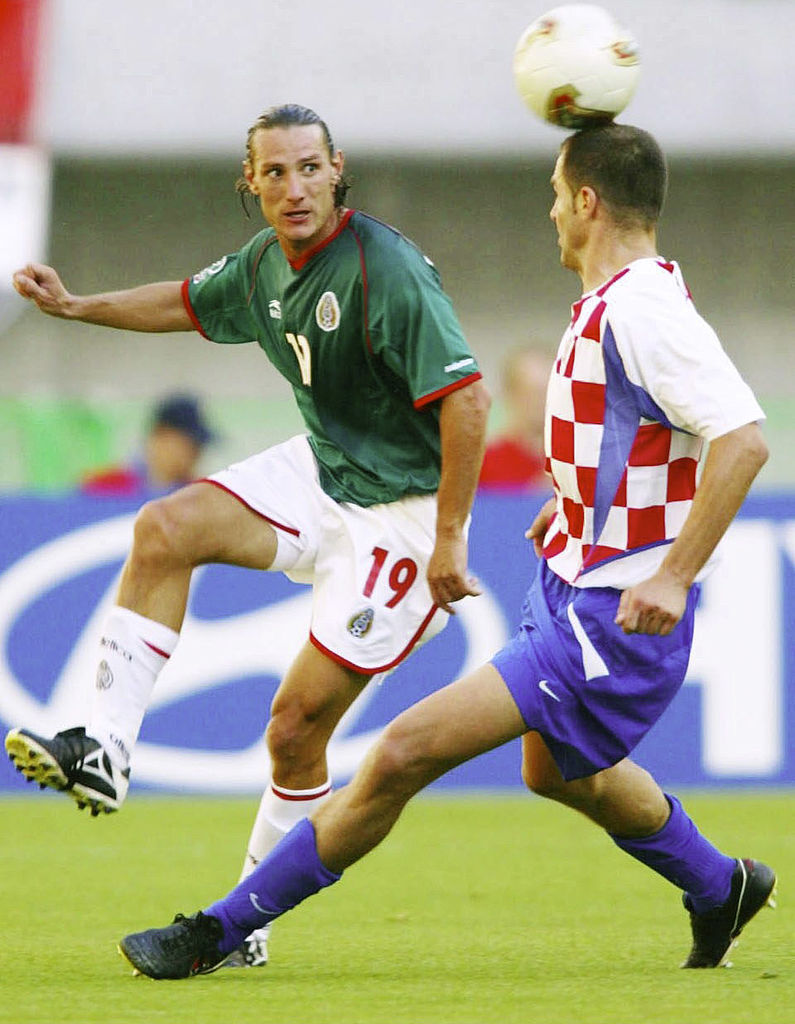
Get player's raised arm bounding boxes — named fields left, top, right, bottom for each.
left=12, top=263, right=192, bottom=333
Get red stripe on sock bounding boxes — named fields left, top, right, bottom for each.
left=143, top=641, right=171, bottom=659
left=271, top=784, right=331, bottom=802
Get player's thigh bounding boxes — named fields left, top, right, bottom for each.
left=146, top=480, right=279, bottom=570
left=376, top=663, right=527, bottom=788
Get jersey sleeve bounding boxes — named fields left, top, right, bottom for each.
left=608, top=277, right=765, bottom=440
left=182, top=249, right=259, bottom=345
left=367, top=242, right=481, bottom=408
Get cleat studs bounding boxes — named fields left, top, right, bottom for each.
left=39, top=783, right=46, bottom=790
left=91, top=806, right=100, bottom=817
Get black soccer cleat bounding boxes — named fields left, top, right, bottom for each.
left=682, top=857, right=777, bottom=968
left=4, top=725, right=129, bottom=814
left=119, top=912, right=226, bottom=979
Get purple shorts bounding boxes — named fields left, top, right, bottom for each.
left=491, top=561, right=699, bottom=781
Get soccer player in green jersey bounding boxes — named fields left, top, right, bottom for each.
left=6, top=104, right=491, bottom=967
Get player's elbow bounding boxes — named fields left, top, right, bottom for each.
left=745, top=423, right=770, bottom=470
left=732, top=421, right=769, bottom=476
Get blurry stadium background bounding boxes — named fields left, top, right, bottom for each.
left=0, top=0, right=793, bottom=795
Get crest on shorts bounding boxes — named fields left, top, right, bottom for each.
left=347, top=607, right=375, bottom=639
left=315, top=291, right=340, bottom=332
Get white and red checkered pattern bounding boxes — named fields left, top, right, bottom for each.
left=541, top=259, right=763, bottom=588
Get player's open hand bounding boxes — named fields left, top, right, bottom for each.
left=12, top=263, right=72, bottom=318
left=614, top=570, right=690, bottom=636
left=525, top=496, right=556, bottom=558
left=427, top=534, right=481, bottom=614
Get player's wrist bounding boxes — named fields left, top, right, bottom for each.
left=656, top=560, right=695, bottom=590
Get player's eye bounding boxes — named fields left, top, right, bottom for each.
left=302, top=162, right=319, bottom=174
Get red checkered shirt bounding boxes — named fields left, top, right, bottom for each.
left=542, top=258, right=764, bottom=588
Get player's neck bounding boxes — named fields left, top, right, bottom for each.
left=579, top=225, right=658, bottom=293
left=278, top=206, right=348, bottom=266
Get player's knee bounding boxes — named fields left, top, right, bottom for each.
left=522, top=762, right=568, bottom=800
left=130, top=497, right=191, bottom=571
left=367, top=720, right=436, bottom=799
left=265, top=704, right=323, bottom=769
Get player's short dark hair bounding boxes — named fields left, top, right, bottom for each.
left=235, top=103, right=350, bottom=214
left=560, top=123, right=667, bottom=229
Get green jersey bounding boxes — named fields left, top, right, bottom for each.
left=183, top=210, right=481, bottom=506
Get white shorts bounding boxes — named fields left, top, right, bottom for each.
left=206, top=435, right=448, bottom=673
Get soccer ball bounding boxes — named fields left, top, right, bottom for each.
left=513, top=4, right=640, bottom=129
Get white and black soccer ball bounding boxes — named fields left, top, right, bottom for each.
left=513, top=4, right=640, bottom=129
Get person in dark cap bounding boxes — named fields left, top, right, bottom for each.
left=82, top=392, right=216, bottom=496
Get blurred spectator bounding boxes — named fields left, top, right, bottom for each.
left=479, top=346, right=550, bottom=492
left=82, top=393, right=216, bottom=496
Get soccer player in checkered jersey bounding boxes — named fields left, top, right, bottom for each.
left=5, top=104, right=490, bottom=968
left=118, top=123, right=776, bottom=980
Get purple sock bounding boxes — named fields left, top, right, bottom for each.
left=609, top=794, right=735, bottom=913
left=205, top=817, right=341, bottom=954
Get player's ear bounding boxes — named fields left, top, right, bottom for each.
left=243, top=160, right=258, bottom=194
left=331, top=149, right=345, bottom=181
left=578, top=185, right=598, bottom=217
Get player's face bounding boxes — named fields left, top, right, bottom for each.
left=549, top=152, right=586, bottom=274
left=244, top=125, right=344, bottom=260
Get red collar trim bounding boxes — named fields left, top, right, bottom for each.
left=287, top=208, right=354, bottom=270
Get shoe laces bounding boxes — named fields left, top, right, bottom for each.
left=165, top=913, right=221, bottom=960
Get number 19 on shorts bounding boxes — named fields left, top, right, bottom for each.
left=364, top=546, right=418, bottom=608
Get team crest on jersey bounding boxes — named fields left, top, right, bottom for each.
left=191, top=257, right=227, bottom=284
left=347, top=607, right=375, bottom=639
left=315, top=291, right=341, bottom=332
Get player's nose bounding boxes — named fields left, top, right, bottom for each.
left=284, top=170, right=305, bottom=200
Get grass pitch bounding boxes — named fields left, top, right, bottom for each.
left=0, top=790, right=790, bottom=1024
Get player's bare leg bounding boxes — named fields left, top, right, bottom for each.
left=313, top=664, right=527, bottom=871
left=5, top=482, right=280, bottom=813
left=117, top=661, right=531, bottom=978
left=520, top=732, right=776, bottom=966
left=117, top=481, right=280, bottom=627
left=520, top=732, right=669, bottom=835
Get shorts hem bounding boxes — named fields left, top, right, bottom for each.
left=309, top=604, right=441, bottom=674
left=199, top=478, right=301, bottom=537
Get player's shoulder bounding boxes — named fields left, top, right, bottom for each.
left=191, top=228, right=277, bottom=287
left=347, top=211, right=440, bottom=276
left=240, top=226, right=280, bottom=264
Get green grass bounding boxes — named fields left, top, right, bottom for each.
left=0, top=790, right=791, bottom=1024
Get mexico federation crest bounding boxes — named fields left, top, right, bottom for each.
left=347, top=607, right=375, bottom=639
left=315, top=291, right=341, bottom=332
left=96, top=659, right=113, bottom=690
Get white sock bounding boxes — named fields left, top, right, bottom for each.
left=239, top=779, right=333, bottom=881
left=87, top=606, right=178, bottom=770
